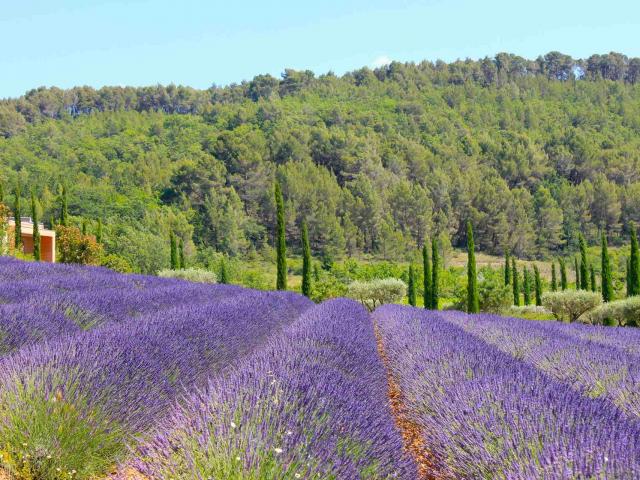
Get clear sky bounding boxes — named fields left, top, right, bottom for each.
left=2, top=0, right=639, bottom=98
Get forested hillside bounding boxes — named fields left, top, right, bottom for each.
left=1, top=51, right=640, bottom=273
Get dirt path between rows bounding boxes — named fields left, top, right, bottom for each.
left=374, top=325, right=448, bottom=480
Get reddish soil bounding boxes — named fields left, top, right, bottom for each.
left=374, top=325, right=450, bottom=480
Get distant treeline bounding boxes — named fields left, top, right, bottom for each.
left=1, top=52, right=640, bottom=273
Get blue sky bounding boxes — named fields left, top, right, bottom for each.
left=2, top=0, right=639, bottom=98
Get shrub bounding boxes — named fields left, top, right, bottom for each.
left=541, top=290, right=602, bottom=323
left=158, top=268, right=217, bottom=284
left=588, top=296, right=640, bottom=327
left=347, top=278, right=407, bottom=312
left=100, top=253, right=133, bottom=273
left=478, top=274, right=512, bottom=314
left=55, top=225, right=102, bottom=265
left=311, top=273, right=348, bottom=303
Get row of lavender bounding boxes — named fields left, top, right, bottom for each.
left=375, top=305, right=640, bottom=479
left=0, top=289, right=312, bottom=478
left=446, top=311, right=640, bottom=419
left=126, top=299, right=415, bottom=479
left=0, top=257, right=245, bottom=354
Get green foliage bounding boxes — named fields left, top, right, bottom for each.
left=31, top=191, right=40, bottom=261
left=590, top=264, right=596, bottom=292
left=551, top=261, right=557, bottom=292
left=96, top=218, right=103, bottom=244
left=504, top=251, right=511, bottom=286
left=219, top=258, right=229, bottom=284
left=466, top=221, right=479, bottom=313
left=523, top=267, right=531, bottom=306
left=588, top=296, right=640, bottom=326
left=99, top=253, right=133, bottom=273
left=13, top=185, right=21, bottom=249
left=478, top=268, right=512, bottom=314
left=347, top=278, right=407, bottom=312
left=169, top=232, right=178, bottom=270
left=512, top=258, right=520, bottom=306
left=178, top=238, right=186, bottom=269
left=59, top=185, right=68, bottom=227
left=601, top=233, right=613, bottom=302
left=310, top=271, right=348, bottom=303
left=534, top=265, right=543, bottom=306
left=630, top=226, right=640, bottom=297
left=559, top=257, right=568, bottom=290
left=158, top=268, right=217, bottom=284
left=274, top=181, right=287, bottom=291
left=56, top=225, right=102, bottom=265
left=422, top=243, right=432, bottom=310
left=407, top=264, right=417, bottom=307
left=579, top=234, right=589, bottom=290
left=542, top=290, right=602, bottom=322
left=431, top=238, right=439, bottom=310
left=574, top=257, right=581, bottom=290
left=301, top=221, right=312, bottom=297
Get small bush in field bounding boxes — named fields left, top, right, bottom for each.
left=542, top=290, right=602, bottom=323
left=588, top=296, right=640, bottom=326
left=158, top=268, right=217, bottom=284
left=347, top=278, right=406, bottom=311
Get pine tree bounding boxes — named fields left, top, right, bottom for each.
left=466, top=221, right=479, bottom=313
left=574, top=257, right=581, bottom=290
left=31, top=192, right=40, bottom=261
left=408, top=264, right=417, bottom=307
left=630, top=226, right=640, bottom=297
left=523, top=267, right=531, bottom=306
left=219, top=259, right=228, bottom=284
left=275, top=181, right=287, bottom=290
left=512, top=258, right=520, bottom=306
left=96, top=219, right=103, bottom=244
left=534, top=264, right=542, bottom=306
left=179, top=239, right=185, bottom=269
left=560, top=258, right=568, bottom=290
left=504, top=250, right=511, bottom=286
left=590, top=264, right=596, bottom=292
left=422, top=243, right=432, bottom=309
left=169, top=232, right=178, bottom=269
left=551, top=261, right=558, bottom=292
left=13, top=185, right=22, bottom=251
left=601, top=233, right=613, bottom=302
left=301, top=221, right=312, bottom=298
left=579, top=234, right=588, bottom=290
left=60, top=185, right=68, bottom=227
left=431, top=237, right=439, bottom=310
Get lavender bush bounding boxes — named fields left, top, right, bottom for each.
left=130, top=299, right=416, bottom=479
left=375, top=305, right=640, bottom=479
left=0, top=288, right=311, bottom=479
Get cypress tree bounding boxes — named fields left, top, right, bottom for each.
left=169, top=232, right=178, bottom=269
left=275, top=181, right=287, bottom=290
left=579, top=234, right=588, bottom=290
left=422, top=243, right=432, bottom=309
left=13, top=185, right=22, bottom=251
left=81, top=219, right=87, bottom=236
left=560, top=258, right=568, bottom=290
left=630, top=226, right=640, bottom=297
left=31, top=192, right=40, bottom=261
left=534, top=264, right=542, bottom=306
left=301, top=221, right=312, bottom=298
left=179, top=239, right=185, bottom=269
left=408, top=264, right=417, bottom=307
left=219, top=259, right=228, bottom=284
left=60, top=185, right=68, bottom=226
left=551, top=262, right=557, bottom=292
left=96, top=219, right=103, bottom=244
left=504, top=250, right=511, bottom=286
left=431, top=237, right=439, bottom=309
left=523, top=267, right=531, bottom=306
left=590, top=264, right=596, bottom=292
left=466, top=221, right=479, bottom=313
left=0, top=184, right=4, bottom=203
left=512, top=258, right=520, bottom=306
left=574, top=257, right=580, bottom=290
left=627, top=257, right=632, bottom=297
left=601, top=233, right=613, bottom=302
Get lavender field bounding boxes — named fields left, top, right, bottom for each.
left=1, top=258, right=639, bottom=479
